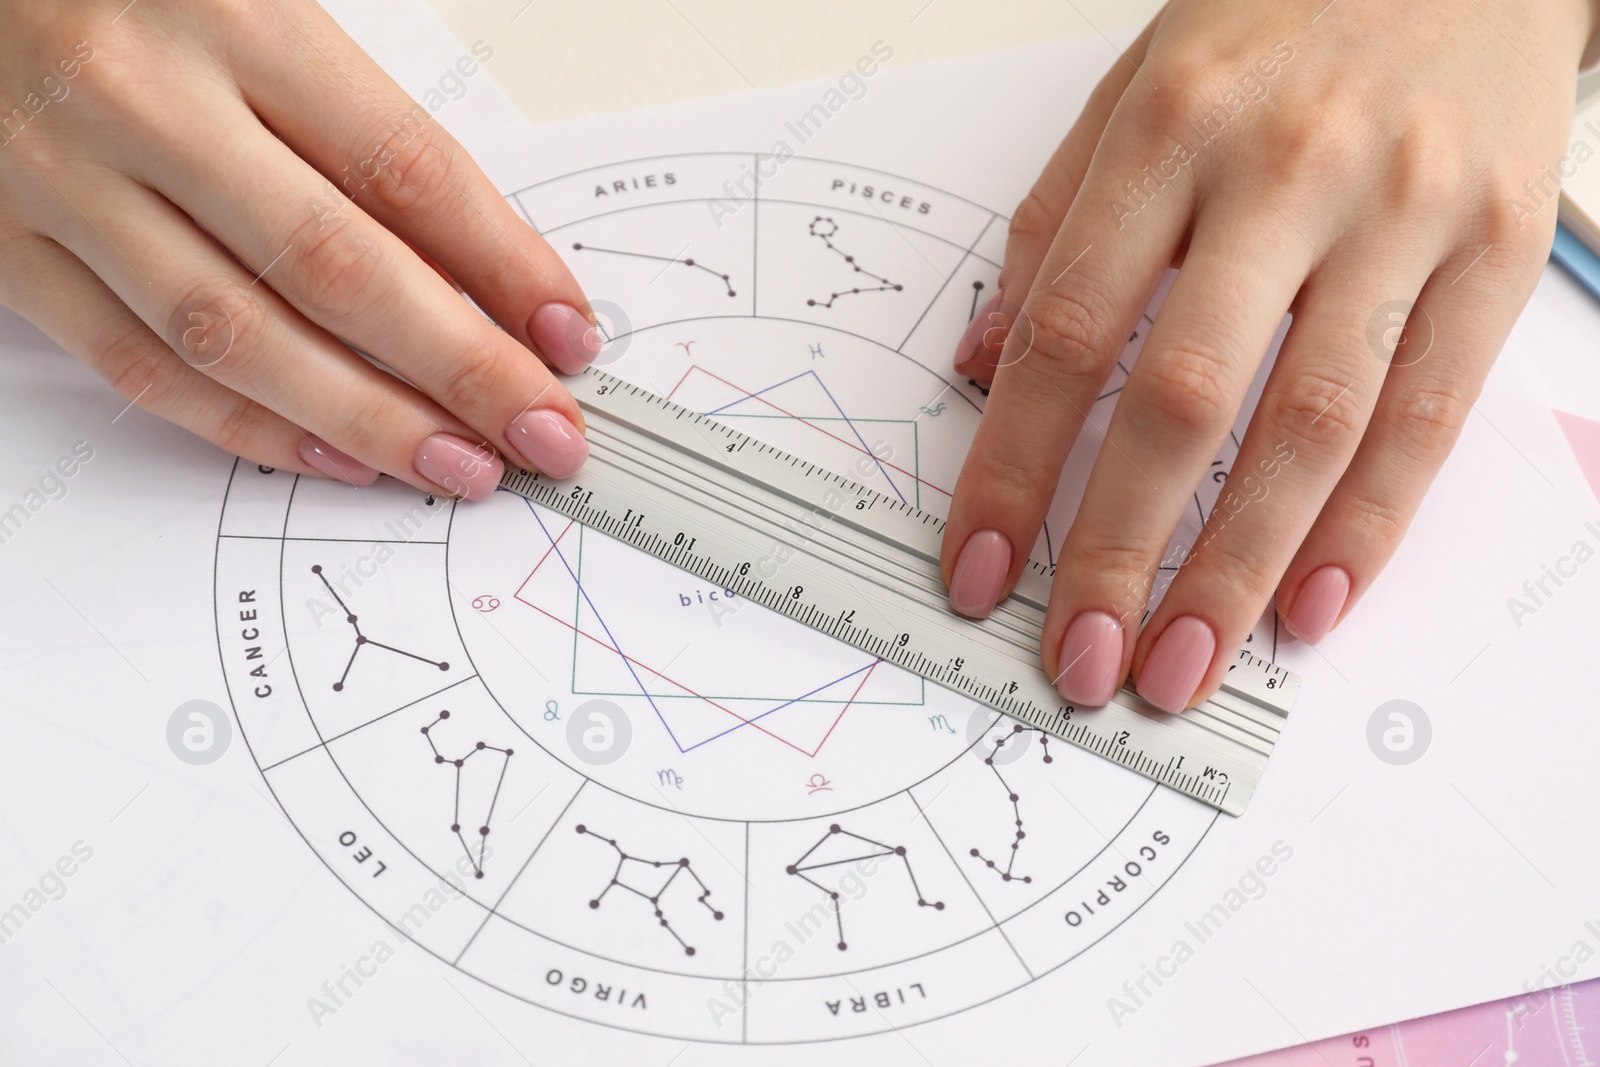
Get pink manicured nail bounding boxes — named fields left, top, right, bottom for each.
left=1285, top=565, right=1350, bottom=644
left=414, top=433, right=503, bottom=502
left=1136, top=615, right=1216, bottom=713
left=297, top=434, right=379, bottom=487
left=1055, top=611, right=1124, bottom=706
left=506, top=408, right=588, bottom=479
left=948, top=529, right=1011, bottom=619
left=954, top=293, right=1005, bottom=372
left=528, top=302, right=602, bottom=375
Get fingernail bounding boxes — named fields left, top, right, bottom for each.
left=1284, top=565, right=1350, bottom=644
left=1136, top=615, right=1216, bottom=713
left=297, top=434, right=379, bottom=487
left=948, top=529, right=1011, bottom=619
left=1055, top=611, right=1124, bottom=706
left=953, top=293, right=1004, bottom=372
left=528, top=302, right=602, bottom=375
left=414, top=433, right=503, bottom=502
left=506, top=408, right=588, bottom=479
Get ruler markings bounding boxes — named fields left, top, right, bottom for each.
left=499, top=369, right=1300, bottom=815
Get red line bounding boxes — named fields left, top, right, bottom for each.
left=515, top=518, right=579, bottom=599
left=519, top=598, right=878, bottom=758
left=663, top=365, right=695, bottom=402
left=806, top=660, right=878, bottom=757
left=677, top=365, right=954, bottom=499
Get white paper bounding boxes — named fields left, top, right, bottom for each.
left=3, top=19, right=1599, bottom=1067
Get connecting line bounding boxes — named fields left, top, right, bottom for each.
left=311, top=565, right=450, bottom=692
left=575, top=825, right=724, bottom=956
left=970, top=725, right=1053, bottom=884
left=700, top=367, right=909, bottom=505
left=420, top=710, right=512, bottom=879
left=786, top=825, right=944, bottom=951
left=571, top=242, right=736, bottom=297
left=523, top=499, right=881, bottom=754
left=806, top=216, right=903, bottom=308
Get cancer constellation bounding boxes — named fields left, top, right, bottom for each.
left=806, top=216, right=902, bottom=308
left=970, top=724, right=1052, bottom=884
left=419, top=710, right=512, bottom=879
left=572, top=242, right=736, bottom=297
left=311, top=564, right=450, bottom=692
left=786, top=824, right=943, bottom=951
left=574, top=825, right=724, bottom=956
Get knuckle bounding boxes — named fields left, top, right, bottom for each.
left=1388, top=381, right=1472, bottom=462
left=1132, top=343, right=1233, bottom=441
left=322, top=387, right=399, bottom=461
left=1008, top=189, right=1064, bottom=246
left=164, top=279, right=264, bottom=374
left=99, top=321, right=173, bottom=400
left=1021, top=285, right=1120, bottom=381
left=286, top=213, right=387, bottom=322
left=433, top=335, right=513, bottom=416
left=1066, top=534, right=1162, bottom=616
left=1333, top=491, right=1406, bottom=551
left=1191, top=531, right=1277, bottom=605
left=357, top=113, right=455, bottom=216
left=1267, top=369, right=1364, bottom=452
left=209, top=395, right=276, bottom=460
left=1136, top=57, right=1221, bottom=134
left=1478, top=190, right=1554, bottom=261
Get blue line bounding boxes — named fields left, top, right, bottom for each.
left=703, top=369, right=908, bottom=505
left=525, top=500, right=686, bottom=752
left=704, top=369, right=813, bottom=416
left=522, top=497, right=885, bottom=752
left=681, top=660, right=878, bottom=753
left=809, top=372, right=907, bottom=504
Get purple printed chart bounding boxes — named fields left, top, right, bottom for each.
left=1216, top=978, right=1599, bottom=1066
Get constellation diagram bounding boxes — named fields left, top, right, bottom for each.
left=309, top=564, right=450, bottom=692
left=217, top=153, right=1244, bottom=1045
left=969, top=725, right=1052, bottom=885
left=571, top=241, right=736, bottom=297
left=806, top=217, right=903, bottom=308
left=786, top=824, right=944, bottom=951
left=574, top=824, right=725, bottom=956
left=419, top=710, right=512, bottom=880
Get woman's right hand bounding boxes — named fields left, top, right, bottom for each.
left=0, top=0, right=596, bottom=500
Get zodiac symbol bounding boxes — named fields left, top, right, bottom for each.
left=472, top=595, right=500, bottom=612
left=806, top=773, right=833, bottom=794
left=544, top=700, right=561, bottom=721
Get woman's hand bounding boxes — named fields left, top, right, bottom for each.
left=942, top=0, right=1597, bottom=711
left=0, top=0, right=596, bottom=500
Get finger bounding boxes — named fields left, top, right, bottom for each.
left=135, top=94, right=589, bottom=482
left=0, top=232, right=357, bottom=480
left=1276, top=237, right=1542, bottom=643
left=1044, top=201, right=1316, bottom=712
left=940, top=131, right=1197, bottom=621
left=955, top=19, right=1160, bottom=381
left=39, top=172, right=503, bottom=499
left=1127, top=254, right=1434, bottom=711
left=230, top=0, right=599, bottom=374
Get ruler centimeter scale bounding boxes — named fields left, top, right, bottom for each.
left=498, top=368, right=1300, bottom=815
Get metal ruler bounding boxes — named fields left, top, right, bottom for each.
left=498, top=368, right=1299, bottom=815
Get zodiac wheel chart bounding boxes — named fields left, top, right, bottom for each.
left=211, top=152, right=1282, bottom=1044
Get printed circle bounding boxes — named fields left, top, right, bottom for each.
left=1366, top=699, right=1431, bottom=765
left=566, top=698, right=633, bottom=765
left=166, top=699, right=232, bottom=765
left=587, top=298, right=634, bottom=367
